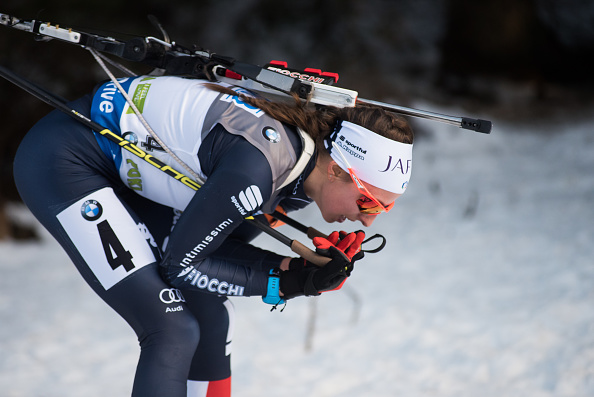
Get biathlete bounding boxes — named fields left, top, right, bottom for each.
left=13, top=75, right=413, bottom=397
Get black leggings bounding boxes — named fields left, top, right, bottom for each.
left=13, top=95, right=235, bottom=396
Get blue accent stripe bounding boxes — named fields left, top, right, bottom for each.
left=90, top=77, right=136, bottom=169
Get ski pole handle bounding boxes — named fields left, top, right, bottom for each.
left=290, top=240, right=331, bottom=267
left=247, top=217, right=330, bottom=266
left=306, top=227, right=328, bottom=240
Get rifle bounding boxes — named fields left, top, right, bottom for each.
left=0, top=12, right=490, bottom=264
left=0, top=12, right=492, bottom=133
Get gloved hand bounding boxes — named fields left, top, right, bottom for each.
left=280, top=231, right=365, bottom=300
left=313, top=230, right=365, bottom=262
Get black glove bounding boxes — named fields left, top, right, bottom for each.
left=280, top=245, right=363, bottom=300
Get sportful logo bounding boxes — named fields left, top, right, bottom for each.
left=335, top=139, right=365, bottom=161
left=339, top=134, right=367, bottom=154
left=231, top=185, right=263, bottom=216
left=239, top=185, right=263, bottom=211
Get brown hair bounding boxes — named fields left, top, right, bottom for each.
left=204, top=83, right=414, bottom=152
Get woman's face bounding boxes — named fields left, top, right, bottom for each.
left=314, top=166, right=400, bottom=227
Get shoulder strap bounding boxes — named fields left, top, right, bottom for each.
left=276, top=128, right=315, bottom=191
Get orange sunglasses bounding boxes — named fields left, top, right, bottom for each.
left=331, top=142, right=395, bottom=214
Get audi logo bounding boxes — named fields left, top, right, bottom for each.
left=159, top=288, right=186, bottom=304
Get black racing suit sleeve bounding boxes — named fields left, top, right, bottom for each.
left=159, top=132, right=284, bottom=297
left=207, top=224, right=284, bottom=271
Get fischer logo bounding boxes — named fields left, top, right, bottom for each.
left=180, top=219, right=234, bottom=265
left=181, top=267, right=245, bottom=296
left=231, top=185, right=263, bottom=215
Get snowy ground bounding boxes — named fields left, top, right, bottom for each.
left=1, top=104, right=593, bottom=397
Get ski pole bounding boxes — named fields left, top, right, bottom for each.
left=0, top=65, right=201, bottom=191
left=0, top=65, right=332, bottom=266
left=248, top=217, right=330, bottom=266
left=272, top=210, right=328, bottom=239
left=272, top=210, right=387, bottom=254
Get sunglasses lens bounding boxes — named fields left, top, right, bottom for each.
left=348, top=168, right=394, bottom=214
left=356, top=196, right=383, bottom=214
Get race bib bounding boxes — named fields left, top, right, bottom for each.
left=57, top=187, right=157, bottom=290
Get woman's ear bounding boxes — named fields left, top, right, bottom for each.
left=328, top=160, right=347, bottom=181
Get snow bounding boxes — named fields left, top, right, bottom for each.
left=1, top=105, right=593, bottom=396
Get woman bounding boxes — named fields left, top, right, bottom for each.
left=13, top=75, right=413, bottom=397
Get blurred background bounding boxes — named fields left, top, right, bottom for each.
left=1, top=2, right=594, bottom=396
left=1, top=0, right=593, bottom=238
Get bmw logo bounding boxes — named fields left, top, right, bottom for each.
left=262, top=127, right=281, bottom=143
left=122, top=131, right=138, bottom=145
left=81, top=200, right=103, bottom=221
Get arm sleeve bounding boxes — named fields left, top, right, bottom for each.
left=159, top=135, right=282, bottom=297
left=207, top=218, right=286, bottom=272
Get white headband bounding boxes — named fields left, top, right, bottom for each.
left=324, top=120, right=413, bottom=194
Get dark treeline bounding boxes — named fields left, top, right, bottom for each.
left=1, top=0, right=593, bottom=238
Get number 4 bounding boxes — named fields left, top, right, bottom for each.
left=97, top=220, right=135, bottom=272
